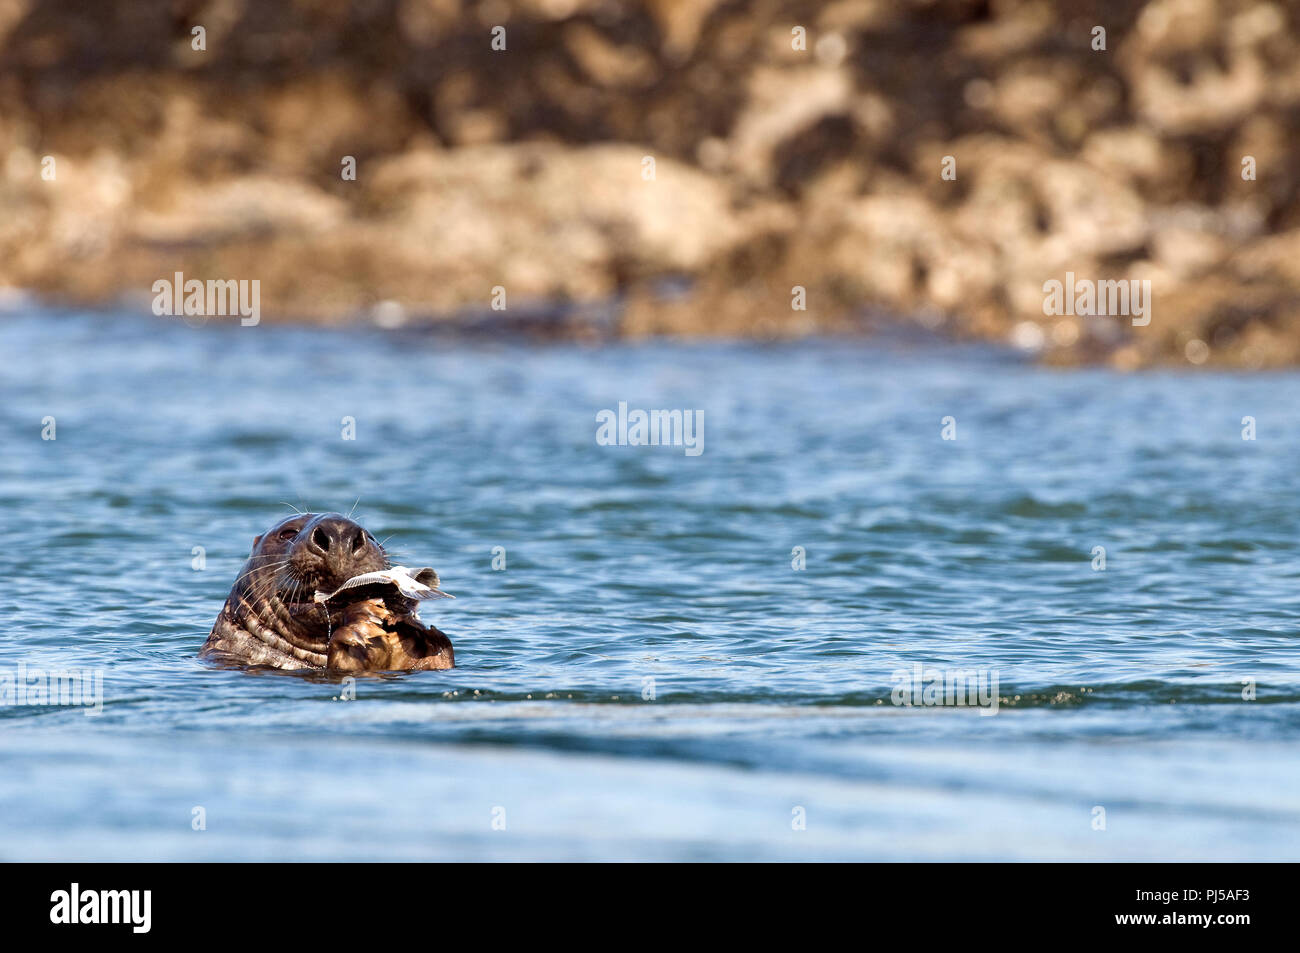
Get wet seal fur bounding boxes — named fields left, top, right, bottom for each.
left=201, top=513, right=454, bottom=672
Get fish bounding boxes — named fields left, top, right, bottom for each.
left=313, top=566, right=455, bottom=604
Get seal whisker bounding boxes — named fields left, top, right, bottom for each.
left=273, top=568, right=302, bottom=605
left=253, top=564, right=296, bottom=607
left=230, top=558, right=288, bottom=593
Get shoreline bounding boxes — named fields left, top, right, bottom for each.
left=7, top=289, right=1288, bottom=375
left=4, top=3, right=1299, bottom=370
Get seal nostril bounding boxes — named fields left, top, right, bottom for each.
left=352, top=531, right=365, bottom=553
left=313, top=527, right=331, bottom=551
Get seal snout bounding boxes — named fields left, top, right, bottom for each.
left=290, top=513, right=388, bottom=593
left=304, top=515, right=371, bottom=558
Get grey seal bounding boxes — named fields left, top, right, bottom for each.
left=201, top=513, right=455, bottom=671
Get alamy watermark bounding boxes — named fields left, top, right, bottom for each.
left=152, top=272, right=260, bottom=326
left=891, top=663, right=1000, bottom=715
left=1043, top=272, right=1150, bottom=326
left=596, top=401, right=703, bottom=456
left=50, top=883, right=150, bottom=933
left=0, top=663, right=104, bottom=716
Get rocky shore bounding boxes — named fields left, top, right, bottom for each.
left=2, top=0, right=1298, bottom=367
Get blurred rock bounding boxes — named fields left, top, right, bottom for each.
left=1, top=0, right=1299, bottom=366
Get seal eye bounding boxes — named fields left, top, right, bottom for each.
left=278, top=528, right=299, bottom=541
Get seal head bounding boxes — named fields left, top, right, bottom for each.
left=200, top=513, right=454, bottom=671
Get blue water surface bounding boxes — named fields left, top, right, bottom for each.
left=1, top=307, right=1298, bottom=860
